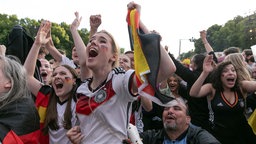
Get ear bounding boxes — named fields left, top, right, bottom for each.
left=110, top=53, right=118, bottom=64
left=72, top=78, right=76, bottom=86
left=4, top=81, right=11, bottom=89
left=186, top=116, right=191, bottom=124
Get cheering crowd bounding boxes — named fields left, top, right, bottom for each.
left=0, top=1, right=256, bottom=144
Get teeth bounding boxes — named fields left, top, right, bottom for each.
left=55, top=82, right=62, bottom=85
left=54, top=79, right=63, bottom=85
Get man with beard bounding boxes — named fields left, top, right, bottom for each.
left=138, top=98, right=220, bottom=144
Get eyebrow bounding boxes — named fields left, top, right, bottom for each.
left=99, top=35, right=108, bottom=41
left=91, top=34, right=108, bottom=41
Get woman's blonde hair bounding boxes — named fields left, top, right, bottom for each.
left=224, top=53, right=251, bottom=82
left=224, top=53, right=252, bottom=98
left=97, top=30, right=120, bottom=68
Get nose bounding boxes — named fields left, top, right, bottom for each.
left=229, top=70, right=235, bottom=74
left=167, top=110, right=174, bottom=116
left=90, top=39, right=97, bottom=46
left=166, top=107, right=174, bottom=115
left=53, top=73, right=61, bottom=79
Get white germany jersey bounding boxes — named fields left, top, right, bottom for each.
left=76, top=69, right=137, bottom=144
left=49, top=99, right=78, bottom=144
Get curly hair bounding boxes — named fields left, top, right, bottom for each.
left=210, top=61, right=239, bottom=92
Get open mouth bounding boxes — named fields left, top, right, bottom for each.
left=227, top=78, right=235, bottom=83
left=41, top=72, right=48, bottom=77
left=54, top=81, right=64, bottom=89
left=170, top=85, right=176, bottom=88
left=226, top=77, right=236, bottom=86
left=167, top=114, right=175, bottom=120
left=227, top=78, right=235, bottom=82
left=89, top=48, right=98, bottom=57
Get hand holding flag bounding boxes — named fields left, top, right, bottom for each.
left=127, top=4, right=176, bottom=106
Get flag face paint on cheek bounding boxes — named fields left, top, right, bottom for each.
left=101, top=45, right=108, bottom=51
left=65, top=77, right=73, bottom=84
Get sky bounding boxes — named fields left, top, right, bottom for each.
left=1, top=0, right=256, bottom=58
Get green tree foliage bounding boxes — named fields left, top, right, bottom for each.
left=179, top=50, right=194, bottom=60
left=2, top=13, right=256, bottom=62
left=182, top=12, right=256, bottom=61
left=120, top=47, right=125, bottom=54
left=0, top=14, right=90, bottom=59
left=0, top=14, right=20, bottom=45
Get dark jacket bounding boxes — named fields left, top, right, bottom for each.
left=169, top=53, right=210, bottom=130
left=0, top=98, right=40, bottom=143
left=140, top=124, right=220, bottom=144
left=7, top=25, right=42, bottom=83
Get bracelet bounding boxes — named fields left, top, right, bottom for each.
left=203, top=42, right=208, bottom=45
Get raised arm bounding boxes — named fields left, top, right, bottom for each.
left=70, top=12, right=91, bottom=81
left=44, top=28, right=63, bottom=62
left=200, top=30, right=214, bottom=53
left=89, top=14, right=101, bottom=39
left=24, top=20, right=51, bottom=96
left=189, top=54, right=214, bottom=97
left=0, top=45, right=6, bottom=56
left=140, top=96, right=152, bottom=112
left=156, top=35, right=176, bottom=84
left=240, top=80, right=256, bottom=94
left=200, top=30, right=218, bottom=63
left=127, top=1, right=176, bottom=85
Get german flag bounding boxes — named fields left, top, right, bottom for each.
left=0, top=98, right=40, bottom=143
left=127, top=9, right=174, bottom=105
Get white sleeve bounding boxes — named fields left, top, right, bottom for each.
left=60, top=55, right=76, bottom=68
left=112, top=69, right=136, bottom=102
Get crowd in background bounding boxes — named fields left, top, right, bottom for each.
left=0, top=1, right=256, bottom=144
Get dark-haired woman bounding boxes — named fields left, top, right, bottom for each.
left=190, top=55, right=256, bottom=144
left=24, top=20, right=79, bottom=144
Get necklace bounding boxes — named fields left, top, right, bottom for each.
left=88, top=77, right=107, bottom=93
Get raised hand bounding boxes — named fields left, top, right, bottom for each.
left=127, top=1, right=141, bottom=13
left=44, top=26, right=55, bottom=48
left=89, top=14, right=101, bottom=39
left=90, top=14, right=101, bottom=30
left=35, top=20, right=51, bottom=45
left=203, top=54, right=214, bottom=73
left=70, top=12, right=82, bottom=31
left=0, top=45, right=6, bottom=56
left=200, top=30, right=207, bottom=40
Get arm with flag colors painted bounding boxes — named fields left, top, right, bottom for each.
left=127, top=1, right=176, bottom=106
